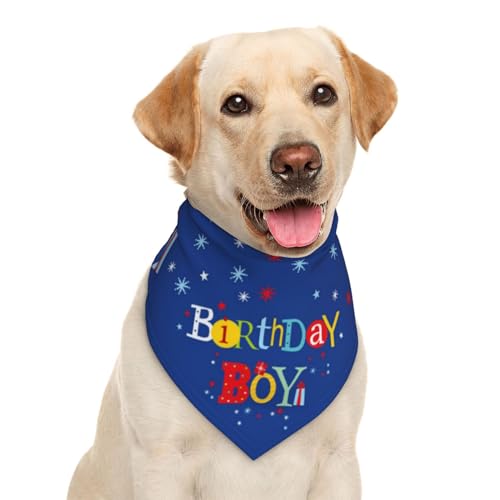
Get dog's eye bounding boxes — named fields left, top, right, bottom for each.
left=312, top=85, right=337, bottom=106
left=222, top=95, right=250, bottom=115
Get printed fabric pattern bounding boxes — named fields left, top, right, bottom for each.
left=146, top=200, right=358, bottom=459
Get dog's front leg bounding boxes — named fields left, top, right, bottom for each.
left=119, top=273, right=202, bottom=500
left=307, top=334, right=366, bottom=500
left=128, top=446, right=198, bottom=500
left=306, top=441, right=361, bottom=500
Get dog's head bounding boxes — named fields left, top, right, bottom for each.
left=134, top=28, right=397, bottom=256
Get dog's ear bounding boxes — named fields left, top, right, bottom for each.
left=133, top=43, right=208, bottom=173
left=323, top=29, right=397, bottom=151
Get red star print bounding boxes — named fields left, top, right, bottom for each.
left=346, top=291, right=352, bottom=305
left=184, top=310, right=191, bottom=317
left=260, top=287, right=276, bottom=302
left=307, top=356, right=313, bottom=363
left=267, top=255, right=281, bottom=262
left=217, top=301, right=227, bottom=311
left=254, top=361, right=268, bottom=375
left=209, top=380, right=215, bottom=388
left=320, top=351, right=326, bottom=359
left=215, top=352, right=220, bottom=357
left=256, top=413, right=263, bottom=419
left=276, top=408, right=284, bottom=415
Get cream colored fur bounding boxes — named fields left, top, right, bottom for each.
left=68, top=27, right=396, bottom=500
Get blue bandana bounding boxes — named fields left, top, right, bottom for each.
left=146, top=200, right=358, bottom=459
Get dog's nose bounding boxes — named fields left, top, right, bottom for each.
left=270, top=144, right=322, bottom=183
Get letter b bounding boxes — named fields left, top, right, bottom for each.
left=218, top=362, right=250, bottom=404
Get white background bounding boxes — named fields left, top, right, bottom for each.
left=1, top=0, right=499, bottom=498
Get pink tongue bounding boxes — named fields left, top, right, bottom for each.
left=265, top=205, right=322, bottom=248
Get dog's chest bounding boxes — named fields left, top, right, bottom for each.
left=129, top=383, right=335, bottom=499
left=119, top=268, right=365, bottom=499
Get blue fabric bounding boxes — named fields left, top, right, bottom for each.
left=146, top=200, right=358, bottom=459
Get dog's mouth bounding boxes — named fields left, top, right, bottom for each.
left=238, top=194, right=328, bottom=249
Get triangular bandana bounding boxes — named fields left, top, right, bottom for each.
left=146, top=200, right=358, bottom=459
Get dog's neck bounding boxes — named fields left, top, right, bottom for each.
left=185, top=190, right=336, bottom=258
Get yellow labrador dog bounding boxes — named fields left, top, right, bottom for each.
left=68, top=27, right=396, bottom=500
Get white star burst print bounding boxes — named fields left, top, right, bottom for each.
left=329, top=243, right=338, bottom=259
left=176, top=323, right=182, bottom=330
left=230, top=265, right=248, bottom=283
left=234, top=238, right=244, bottom=249
left=313, top=290, right=320, bottom=300
left=238, top=291, right=250, bottom=302
left=167, top=261, right=176, bottom=272
left=194, top=233, right=209, bottom=250
left=332, top=289, right=339, bottom=301
left=200, top=271, right=209, bottom=281
left=292, top=259, right=308, bottom=273
left=174, top=277, right=191, bottom=295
